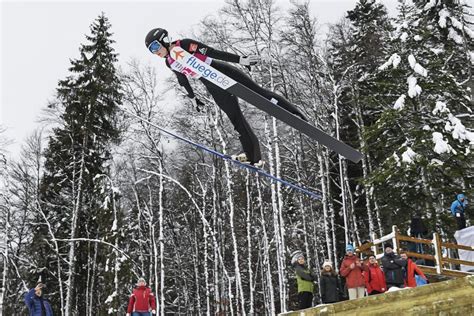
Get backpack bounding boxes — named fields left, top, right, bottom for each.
left=415, top=274, right=427, bottom=286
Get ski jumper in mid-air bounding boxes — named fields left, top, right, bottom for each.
left=145, top=28, right=308, bottom=166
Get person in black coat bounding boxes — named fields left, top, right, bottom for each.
left=319, top=261, right=340, bottom=304
left=381, top=243, right=407, bottom=289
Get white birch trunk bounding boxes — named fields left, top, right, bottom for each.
left=212, top=110, right=245, bottom=314
left=264, top=118, right=286, bottom=311
left=356, top=107, right=375, bottom=236
left=158, top=160, right=165, bottom=315
left=65, top=148, right=87, bottom=316
left=256, top=175, right=275, bottom=315
left=245, top=172, right=255, bottom=315
left=0, top=161, right=10, bottom=313
left=323, top=151, right=339, bottom=269
left=317, top=150, right=332, bottom=261
left=343, top=160, right=361, bottom=245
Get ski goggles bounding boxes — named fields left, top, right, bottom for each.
left=148, top=40, right=162, bottom=54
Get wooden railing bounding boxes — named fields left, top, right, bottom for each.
left=356, top=225, right=474, bottom=278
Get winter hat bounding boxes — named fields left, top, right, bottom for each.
left=346, top=244, right=355, bottom=253
left=36, top=276, right=45, bottom=288
left=290, top=250, right=304, bottom=265
left=137, top=277, right=146, bottom=285
left=384, top=243, right=393, bottom=250
left=322, top=261, right=333, bottom=269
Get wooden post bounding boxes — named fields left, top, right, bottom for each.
left=392, top=225, right=400, bottom=253
left=371, top=232, right=378, bottom=257
left=433, top=232, right=443, bottom=275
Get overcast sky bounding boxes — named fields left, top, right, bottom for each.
left=1, top=0, right=397, bottom=159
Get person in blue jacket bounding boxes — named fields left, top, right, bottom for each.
left=451, top=193, right=468, bottom=230
left=24, top=282, right=53, bottom=316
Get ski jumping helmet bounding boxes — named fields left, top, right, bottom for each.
left=145, top=28, right=169, bottom=53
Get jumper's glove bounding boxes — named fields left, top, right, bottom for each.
left=239, top=55, right=259, bottom=66
left=190, top=97, right=205, bottom=112
left=152, top=310, right=156, bottom=314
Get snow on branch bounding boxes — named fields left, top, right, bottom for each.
left=408, top=55, right=427, bottom=77
left=448, top=28, right=464, bottom=44
left=432, top=101, right=448, bottom=115
left=407, top=76, right=422, bottom=97
left=447, top=114, right=474, bottom=143
left=393, top=94, right=406, bottom=110
left=401, top=147, right=418, bottom=164
left=424, top=0, right=437, bottom=11
left=438, top=8, right=449, bottom=28
left=378, top=53, right=401, bottom=70
left=432, top=132, right=455, bottom=154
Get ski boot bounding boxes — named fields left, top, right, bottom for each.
left=231, top=153, right=264, bottom=168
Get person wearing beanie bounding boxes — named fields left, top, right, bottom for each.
left=340, top=244, right=367, bottom=300
left=126, top=278, right=157, bottom=316
left=381, top=243, right=407, bottom=289
left=363, top=255, right=387, bottom=295
left=450, top=193, right=468, bottom=230
left=292, top=252, right=316, bottom=310
left=319, top=261, right=340, bottom=304
left=24, top=282, right=54, bottom=316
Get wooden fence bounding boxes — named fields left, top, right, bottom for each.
left=356, top=225, right=474, bottom=278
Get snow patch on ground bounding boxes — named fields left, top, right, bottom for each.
left=414, top=35, right=422, bottom=41
left=393, top=94, right=406, bottom=110
left=407, top=76, right=422, bottom=97
left=423, top=125, right=431, bottom=131
left=387, top=286, right=412, bottom=292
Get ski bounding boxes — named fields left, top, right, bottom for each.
left=170, top=46, right=363, bottom=163
left=120, top=107, right=321, bottom=199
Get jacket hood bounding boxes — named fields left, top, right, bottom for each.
left=457, top=194, right=466, bottom=202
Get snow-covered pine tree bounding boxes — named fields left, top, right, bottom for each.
left=326, top=0, right=392, bottom=244
left=364, top=0, right=473, bottom=236
left=36, top=13, right=122, bottom=314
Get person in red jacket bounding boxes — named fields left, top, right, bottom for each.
left=340, top=244, right=368, bottom=300
left=400, top=252, right=428, bottom=287
left=126, top=278, right=157, bottom=316
left=363, top=255, right=387, bottom=295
